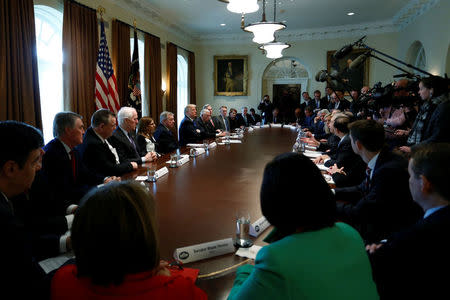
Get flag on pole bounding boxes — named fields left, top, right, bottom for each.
left=95, top=20, right=120, bottom=113
left=128, top=28, right=142, bottom=118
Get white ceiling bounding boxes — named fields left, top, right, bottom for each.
left=110, top=0, right=438, bottom=42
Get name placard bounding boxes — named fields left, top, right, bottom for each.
left=271, top=123, right=282, bottom=128
left=250, top=216, right=271, bottom=237
left=177, top=155, right=189, bottom=166
left=173, top=238, right=235, bottom=264
left=155, top=167, right=169, bottom=179
left=260, top=124, right=270, bottom=128
left=193, top=147, right=205, bottom=156
left=186, top=143, right=204, bottom=148
left=248, top=127, right=254, bottom=132
left=208, top=142, right=217, bottom=149
left=284, top=125, right=296, bottom=130
left=229, top=140, right=242, bottom=144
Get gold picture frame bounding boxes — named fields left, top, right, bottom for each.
left=214, top=55, right=248, bottom=96
left=327, top=49, right=370, bottom=94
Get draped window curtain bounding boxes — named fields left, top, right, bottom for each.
left=62, top=0, right=98, bottom=126
left=188, top=51, right=196, bottom=106
left=111, top=19, right=130, bottom=108
left=145, top=34, right=162, bottom=124
left=166, top=42, right=178, bottom=125
left=0, top=0, right=42, bottom=128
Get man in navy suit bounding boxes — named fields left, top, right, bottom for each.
left=194, top=108, right=226, bottom=139
left=333, top=120, right=421, bottom=242
left=109, top=107, right=157, bottom=165
left=78, top=109, right=138, bottom=177
left=153, top=111, right=179, bottom=154
left=0, top=121, right=48, bottom=298
left=367, top=143, right=450, bottom=299
left=214, top=106, right=231, bottom=132
left=236, top=107, right=254, bottom=127
left=179, top=104, right=202, bottom=146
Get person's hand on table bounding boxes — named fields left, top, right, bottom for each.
left=131, top=162, right=138, bottom=170
left=328, top=164, right=346, bottom=175
left=366, top=243, right=383, bottom=254
left=314, top=155, right=329, bottom=164
left=104, top=176, right=120, bottom=184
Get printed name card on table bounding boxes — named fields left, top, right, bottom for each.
left=155, top=167, right=169, bottom=179
left=173, top=238, right=235, bottom=264
left=193, top=148, right=206, bottom=155
left=248, top=127, right=254, bottom=132
left=208, top=142, right=217, bottom=149
left=165, top=154, right=190, bottom=167
left=186, top=143, right=205, bottom=148
left=229, top=140, right=242, bottom=144
left=250, top=216, right=271, bottom=237
left=271, top=123, right=282, bottom=128
left=260, top=124, right=270, bottom=128
left=284, top=125, right=296, bottom=130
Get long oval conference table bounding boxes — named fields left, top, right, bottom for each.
left=125, top=126, right=299, bottom=299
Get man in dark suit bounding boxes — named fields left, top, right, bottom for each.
left=236, top=107, right=254, bottom=127
left=329, top=91, right=350, bottom=111
left=269, top=108, right=284, bottom=124
left=0, top=121, right=49, bottom=299
left=249, top=108, right=262, bottom=124
left=179, top=104, right=202, bottom=146
left=109, top=107, right=156, bottom=165
left=214, top=105, right=231, bottom=132
left=367, top=143, right=450, bottom=299
left=312, top=90, right=329, bottom=111
left=153, top=111, right=179, bottom=154
left=194, top=108, right=226, bottom=139
left=333, top=120, right=421, bottom=243
left=257, top=95, right=274, bottom=124
left=78, top=109, right=138, bottom=176
left=314, top=115, right=366, bottom=188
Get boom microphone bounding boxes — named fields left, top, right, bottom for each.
left=315, top=70, right=329, bottom=82
left=333, top=35, right=367, bottom=60
left=349, top=51, right=370, bottom=70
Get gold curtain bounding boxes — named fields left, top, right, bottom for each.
left=144, top=33, right=162, bottom=123
left=111, top=19, right=130, bottom=108
left=166, top=42, right=178, bottom=126
left=62, top=0, right=98, bottom=126
left=0, top=0, right=42, bottom=128
left=188, top=51, right=196, bottom=106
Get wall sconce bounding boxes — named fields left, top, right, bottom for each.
left=161, top=80, right=167, bottom=95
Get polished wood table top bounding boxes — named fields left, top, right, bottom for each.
left=125, top=127, right=298, bottom=299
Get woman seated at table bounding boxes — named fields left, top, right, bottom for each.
left=136, top=116, right=158, bottom=156
left=51, top=181, right=207, bottom=300
left=228, top=153, right=379, bottom=300
left=228, top=108, right=240, bottom=131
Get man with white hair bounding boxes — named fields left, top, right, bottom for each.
left=236, top=106, right=253, bottom=127
left=153, top=111, right=179, bottom=154
left=195, top=108, right=226, bottom=139
left=179, top=104, right=202, bottom=146
left=109, top=107, right=156, bottom=165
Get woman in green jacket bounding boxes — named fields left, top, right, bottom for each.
left=228, top=153, right=379, bottom=300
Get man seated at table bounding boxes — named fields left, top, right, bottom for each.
left=179, top=104, right=202, bottom=146
left=153, top=111, right=179, bottom=154
left=0, top=121, right=49, bottom=299
left=334, top=120, right=421, bottom=243
left=301, top=106, right=316, bottom=130
left=314, top=115, right=366, bottom=187
left=194, top=108, right=226, bottom=139
left=203, top=104, right=221, bottom=133
left=78, top=109, right=138, bottom=176
left=269, top=108, right=284, bottom=124
left=366, top=143, right=450, bottom=299
left=109, top=107, right=157, bottom=165
left=249, top=108, right=262, bottom=124
left=214, top=105, right=231, bottom=132
left=236, top=106, right=254, bottom=127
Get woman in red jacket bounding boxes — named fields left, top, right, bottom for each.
left=51, top=181, right=206, bottom=300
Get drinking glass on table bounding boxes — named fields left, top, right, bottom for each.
left=235, top=210, right=253, bottom=248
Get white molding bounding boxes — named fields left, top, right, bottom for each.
left=110, top=0, right=440, bottom=45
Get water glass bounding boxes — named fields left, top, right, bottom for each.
left=147, top=165, right=157, bottom=182
left=169, top=154, right=178, bottom=168
left=235, top=211, right=253, bottom=248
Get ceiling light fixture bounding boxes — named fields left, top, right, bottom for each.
left=347, top=12, right=355, bottom=16
left=220, top=23, right=226, bottom=26
left=244, top=0, right=286, bottom=44
left=226, top=0, right=259, bottom=14
left=259, top=39, right=290, bottom=59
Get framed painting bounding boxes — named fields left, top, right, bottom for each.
left=326, top=48, right=370, bottom=94
left=214, top=55, right=248, bottom=96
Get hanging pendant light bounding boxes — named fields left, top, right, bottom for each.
left=244, top=0, right=286, bottom=44
left=259, top=40, right=290, bottom=59
left=226, top=0, right=259, bottom=14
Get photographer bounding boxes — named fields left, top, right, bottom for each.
left=396, top=76, right=450, bottom=153
left=258, top=94, right=274, bottom=124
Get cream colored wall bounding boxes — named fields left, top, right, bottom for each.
left=196, top=33, right=399, bottom=114
left=397, top=0, right=450, bottom=76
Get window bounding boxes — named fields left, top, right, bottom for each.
left=130, top=36, right=145, bottom=114
left=34, top=5, right=63, bottom=143
left=177, top=53, right=188, bottom=130
left=414, top=46, right=426, bottom=73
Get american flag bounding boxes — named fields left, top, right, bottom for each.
left=95, top=21, right=120, bottom=113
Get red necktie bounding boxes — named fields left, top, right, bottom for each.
left=70, top=150, right=76, bottom=181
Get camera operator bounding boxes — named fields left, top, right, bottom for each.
left=258, top=95, right=274, bottom=125
left=396, top=76, right=450, bottom=153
